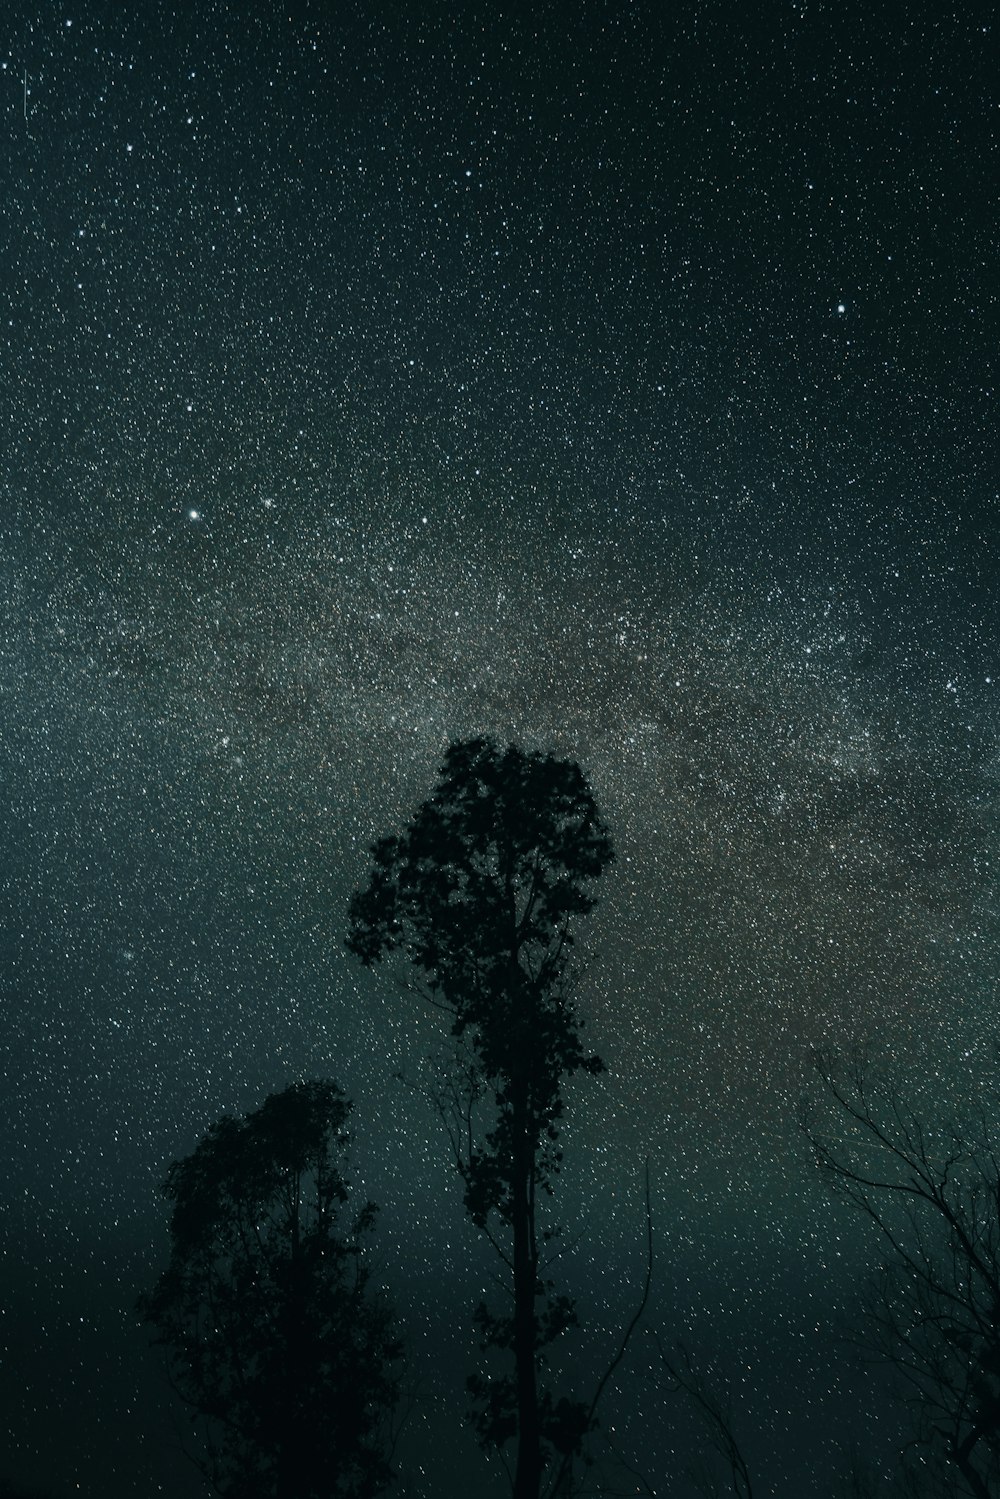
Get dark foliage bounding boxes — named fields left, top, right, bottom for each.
left=139, top=1080, right=401, bottom=1499
left=347, top=737, right=614, bottom=1499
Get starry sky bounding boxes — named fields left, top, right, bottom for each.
left=1, top=1, right=998, bottom=1494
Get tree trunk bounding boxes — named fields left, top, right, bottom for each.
left=277, top=1196, right=306, bottom=1499
left=511, top=1083, right=542, bottom=1499
left=952, top=1428, right=992, bottom=1499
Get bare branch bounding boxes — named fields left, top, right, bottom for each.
left=802, top=1054, right=1000, bottom=1498
left=544, top=1163, right=655, bottom=1499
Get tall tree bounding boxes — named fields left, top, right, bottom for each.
left=347, top=737, right=614, bottom=1499
left=802, top=1054, right=1000, bottom=1499
left=139, top=1080, right=401, bottom=1499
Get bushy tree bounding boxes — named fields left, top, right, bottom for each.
left=347, top=737, right=614, bottom=1499
left=139, top=1080, right=401, bottom=1499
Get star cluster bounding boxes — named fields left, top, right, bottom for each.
left=1, top=3, right=997, bottom=1495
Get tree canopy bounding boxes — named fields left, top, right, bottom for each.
left=139, top=1080, right=401, bottom=1499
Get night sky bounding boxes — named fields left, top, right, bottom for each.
left=2, top=1, right=998, bottom=1494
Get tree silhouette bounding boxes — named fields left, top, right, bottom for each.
left=139, top=1080, right=401, bottom=1499
left=802, top=1054, right=1000, bottom=1499
left=347, top=737, right=614, bottom=1499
